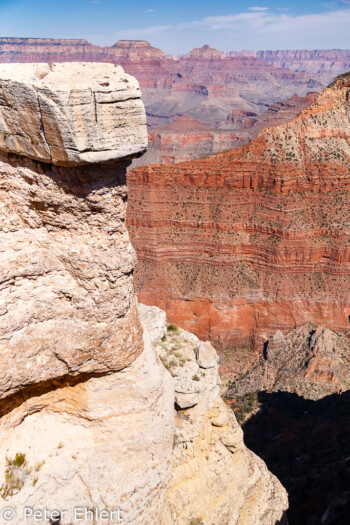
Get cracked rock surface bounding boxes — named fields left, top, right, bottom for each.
left=0, top=62, right=147, bottom=165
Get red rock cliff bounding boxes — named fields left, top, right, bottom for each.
left=127, top=74, right=350, bottom=351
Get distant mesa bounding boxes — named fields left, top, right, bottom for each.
left=161, top=115, right=210, bottom=132
left=112, top=40, right=153, bottom=48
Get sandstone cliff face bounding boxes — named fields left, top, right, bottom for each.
left=127, top=75, right=350, bottom=351
left=138, top=304, right=288, bottom=525
left=0, top=62, right=174, bottom=524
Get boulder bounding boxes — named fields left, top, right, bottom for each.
left=196, top=340, right=219, bottom=368
left=0, top=62, right=147, bottom=165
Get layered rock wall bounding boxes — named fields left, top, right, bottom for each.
left=4, top=39, right=349, bottom=165
left=128, top=76, right=350, bottom=351
left=257, top=49, right=350, bottom=81
left=0, top=61, right=289, bottom=525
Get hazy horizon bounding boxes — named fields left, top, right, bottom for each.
left=0, top=1, right=350, bottom=53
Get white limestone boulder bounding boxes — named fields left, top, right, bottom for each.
left=0, top=62, right=147, bottom=165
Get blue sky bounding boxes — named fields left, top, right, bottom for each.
left=0, top=1, right=349, bottom=53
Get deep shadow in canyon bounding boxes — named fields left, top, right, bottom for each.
left=242, top=390, right=350, bottom=525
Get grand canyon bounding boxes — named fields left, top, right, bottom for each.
left=0, top=32, right=349, bottom=525
left=128, top=73, right=350, bottom=351
left=1, top=38, right=349, bottom=164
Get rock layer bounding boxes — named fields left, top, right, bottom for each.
left=257, top=49, right=350, bottom=83
left=128, top=75, right=350, bottom=351
left=1, top=38, right=338, bottom=164
left=134, top=92, right=319, bottom=166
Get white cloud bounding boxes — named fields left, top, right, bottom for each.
left=114, top=6, right=350, bottom=52
left=249, top=6, right=270, bottom=11
left=145, top=9, right=154, bottom=13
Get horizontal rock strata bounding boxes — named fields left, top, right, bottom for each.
left=0, top=60, right=289, bottom=525
left=128, top=75, right=350, bottom=350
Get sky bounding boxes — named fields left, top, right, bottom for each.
left=0, top=0, right=349, bottom=53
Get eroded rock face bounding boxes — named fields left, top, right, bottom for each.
left=138, top=304, right=289, bottom=525
left=0, top=62, right=175, bottom=524
left=0, top=155, right=146, bottom=401
left=227, top=324, right=350, bottom=401
left=0, top=62, right=147, bottom=165
left=0, top=332, right=175, bottom=525
left=128, top=75, right=350, bottom=351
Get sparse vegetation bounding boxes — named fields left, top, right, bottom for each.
left=227, top=392, right=260, bottom=424
left=327, top=70, right=350, bottom=88
left=0, top=453, right=28, bottom=499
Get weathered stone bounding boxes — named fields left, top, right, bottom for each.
left=196, top=340, right=219, bottom=368
left=0, top=64, right=289, bottom=525
left=139, top=303, right=289, bottom=523
left=0, top=155, right=145, bottom=400
left=163, top=398, right=289, bottom=525
left=0, top=333, right=175, bottom=525
left=310, top=325, right=338, bottom=354
left=0, top=63, right=176, bottom=523
left=266, top=330, right=288, bottom=362
left=0, top=63, right=147, bottom=165
left=137, top=302, right=167, bottom=342
left=228, top=323, right=350, bottom=400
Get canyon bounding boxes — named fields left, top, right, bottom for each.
left=224, top=324, right=350, bottom=523
left=2, top=38, right=350, bottom=163
left=0, top=62, right=288, bottom=525
left=127, top=73, right=350, bottom=353
left=134, top=92, right=319, bottom=165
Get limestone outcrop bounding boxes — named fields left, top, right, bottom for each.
left=0, top=63, right=147, bottom=165
left=138, top=304, right=289, bottom=525
left=0, top=62, right=174, bottom=524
